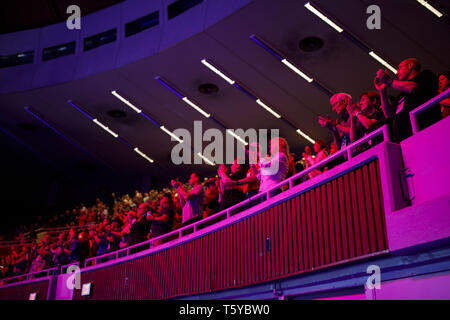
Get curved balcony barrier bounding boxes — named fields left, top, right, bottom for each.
left=0, top=276, right=51, bottom=300
left=84, top=124, right=390, bottom=267
left=410, top=87, right=450, bottom=134
left=74, top=156, right=390, bottom=299
left=0, top=267, right=57, bottom=287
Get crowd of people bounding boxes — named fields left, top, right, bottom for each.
left=1, top=58, right=448, bottom=281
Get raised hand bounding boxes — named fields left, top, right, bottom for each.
left=318, top=115, right=334, bottom=129
left=304, top=146, right=311, bottom=156
left=374, top=75, right=386, bottom=92
left=218, top=164, right=226, bottom=175
left=171, top=179, right=180, bottom=189
left=346, top=99, right=359, bottom=117
left=376, top=68, right=392, bottom=85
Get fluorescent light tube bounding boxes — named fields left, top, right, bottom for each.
left=92, top=119, right=118, bottom=138
left=182, top=97, right=211, bottom=118
left=160, top=126, right=183, bottom=143
left=256, top=99, right=282, bottom=118
left=369, top=51, right=397, bottom=74
left=201, top=59, right=235, bottom=85
left=111, top=91, right=142, bottom=113
left=281, top=59, right=314, bottom=83
left=304, top=2, right=344, bottom=33
left=416, top=0, right=443, bottom=17
left=134, top=147, right=154, bottom=163
left=197, top=152, right=215, bottom=166
left=296, top=129, right=315, bottom=144
left=227, top=129, right=248, bottom=146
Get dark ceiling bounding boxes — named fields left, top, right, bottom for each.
left=0, top=0, right=125, bottom=34
left=1, top=0, right=450, bottom=196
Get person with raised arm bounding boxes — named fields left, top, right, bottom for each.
left=171, top=172, right=205, bottom=227
left=374, top=58, right=439, bottom=142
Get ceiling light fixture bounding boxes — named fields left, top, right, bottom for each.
left=110, top=89, right=215, bottom=165
left=369, top=51, right=397, bottom=74
left=201, top=58, right=283, bottom=119
left=92, top=119, right=119, bottom=138
left=296, top=129, right=316, bottom=144
left=281, top=59, right=314, bottom=83
left=181, top=97, right=211, bottom=118
left=201, top=59, right=235, bottom=85
left=255, top=99, right=282, bottom=118
left=25, top=106, right=106, bottom=166
left=155, top=77, right=211, bottom=118
left=134, top=147, right=154, bottom=163
left=197, top=152, right=215, bottom=166
left=304, top=2, right=344, bottom=33
left=111, top=91, right=142, bottom=113
left=416, top=0, right=443, bottom=18
left=68, top=100, right=155, bottom=165
left=160, top=126, right=183, bottom=143
left=302, top=4, right=398, bottom=74
left=201, top=56, right=316, bottom=144
left=226, top=129, right=248, bottom=146
left=250, top=35, right=315, bottom=84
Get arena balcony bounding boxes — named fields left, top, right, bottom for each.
left=1, top=89, right=449, bottom=300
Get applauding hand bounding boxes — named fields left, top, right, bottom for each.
left=318, top=115, right=335, bottom=129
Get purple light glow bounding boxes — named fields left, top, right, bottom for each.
left=154, top=76, right=185, bottom=99
left=249, top=34, right=284, bottom=61
left=67, top=100, right=94, bottom=120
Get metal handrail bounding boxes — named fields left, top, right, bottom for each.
left=410, top=87, right=450, bottom=134
left=60, top=262, right=80, bottom=274
left=0, top=223, right=98, bottom=247
left=35, top=222, right=98, bottom=233
left=0, top=267, right=57, bottom=285
left=0, top=240, right=34, bottom=246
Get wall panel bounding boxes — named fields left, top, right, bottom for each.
left=0, top=279, right=49, bottom=300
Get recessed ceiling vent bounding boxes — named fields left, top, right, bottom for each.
left=107, top=109, right=127, bottom=119
left=298, top=36, right=324, bottom=52
left=198, top=83, right=219, bottom=94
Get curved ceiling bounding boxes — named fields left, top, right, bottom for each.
left=0, top=0, right=125, bottom=34
left=1, top=0, right=449, bottom=186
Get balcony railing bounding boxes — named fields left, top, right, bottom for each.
left=0, top=267, right=57, bottom=286
left=84, top=123, right=391, bottom=267
left=410, top=87, right=450, bottom=134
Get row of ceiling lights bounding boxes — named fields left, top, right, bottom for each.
left=111, top=90, right=215, bottom=166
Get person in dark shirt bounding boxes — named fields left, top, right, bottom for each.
left=51, top=232, right=69, bottom=266
left=105, top=221, right=121, bottom=253
left=148, top=194, right=174, bottom=246
left=11, top=246, right=28, bottom=275
left=319, top=93, right=353, bottom=150
left=128, top=203, right=152, bottom=246
left=218, top=159, right=247, bottom=211
left=347, top=91, right=386, bottom=142
left=94, top=228, right=109, bottom=256
left=78, top=229, right=90, bottom=267
left=203, top=179, right=220, bottom=217
left=64, top=229, right=81, bottom=263
left=374, top=58, right=440, bottom=142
